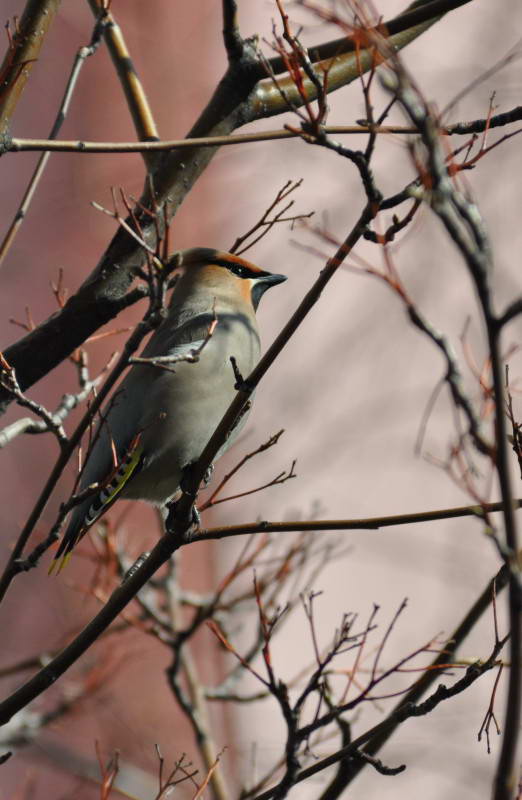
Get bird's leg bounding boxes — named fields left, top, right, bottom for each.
left=164, top=499, right=200, bottom=541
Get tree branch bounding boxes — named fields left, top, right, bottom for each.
left=265, top=0, right=474, bottom=76
left=0, top=0, right=61, bottom=135
left=222, top=0, right=243, bottom=62
left=86, top=0, right=160, bottom=171
left=197, top=500, right=522, bottom=541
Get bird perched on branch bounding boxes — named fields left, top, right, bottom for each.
left=51, top=248, right=286, bottom=571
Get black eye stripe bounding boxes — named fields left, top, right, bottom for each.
left=226, top=263, right=252, bottom=278
left=212, top=258, right=266, bottom=280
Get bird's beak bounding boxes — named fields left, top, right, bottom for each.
left=250, top=271, right=287, bottom=310
left=260, top=272, right=287, bottom=287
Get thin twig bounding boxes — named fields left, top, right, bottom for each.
left=230, top=180, right=313, bottom=256
left=0, top=6, right=108, bottom=266
left=197, top=499, right=522, bottom=542
left=252, top=635, right=508, bottom=800
left=6, top=105, right=522, bottom=156
left=0, top=354, right=113, bottom=448
left=200, top=429, right=286, bottom=509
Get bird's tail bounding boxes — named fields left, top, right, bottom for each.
left=49, top=435, right=145, bottom=574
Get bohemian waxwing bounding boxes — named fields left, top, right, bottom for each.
left=52, top=248, right=286, bottom=569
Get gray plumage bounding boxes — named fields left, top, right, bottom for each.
left=53, top=249, right=286, bottom=565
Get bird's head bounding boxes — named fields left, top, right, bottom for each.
left=170, top=248, right=287, bottom=310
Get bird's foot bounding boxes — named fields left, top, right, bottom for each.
left=164, top=496, right=200, bottom=542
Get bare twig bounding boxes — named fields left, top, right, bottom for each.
left=129, top=310, right=218, bottom=373
left=230, top=180, right=313, bottom=256
left=0, top=6, right=109, bottom=267
left=477, top=663, right=504, bottom=754
left=200, top=429, right=286, bottom=509
left=0, top=353, right=67, bottom=447
left=252, top=634, right=508, bottom=800
left=198, top=500, right=522, bottom=542
left=2, top=103, right=521, bottom=155
left=0, top=353, right=113, bottom=449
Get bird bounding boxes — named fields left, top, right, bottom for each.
left=51, top=248, right=287, bottom=571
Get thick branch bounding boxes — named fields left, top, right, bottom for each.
left=266, top=0, right=474, bottom=76
left=222, top=0, right=243, bottom=62
left=251, top=9, right=443, bottom=118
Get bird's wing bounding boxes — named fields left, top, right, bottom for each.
left=142, top=312, right=215, bottom=357
left=51, top=315, right=215, bottom=571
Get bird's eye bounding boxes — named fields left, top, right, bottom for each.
left=232, top=265, right=246, bottom=278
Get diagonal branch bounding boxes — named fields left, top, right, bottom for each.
left=265, top=0, right=474, bottom=76
left=86, top=0, right=160, bottom=171
left=0, top=0, right=61, bottom=135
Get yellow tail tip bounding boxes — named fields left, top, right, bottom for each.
left=48, top=552, right=72, bottom=576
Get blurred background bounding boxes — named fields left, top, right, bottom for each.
left=0, top=0, right=521, bottom=797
